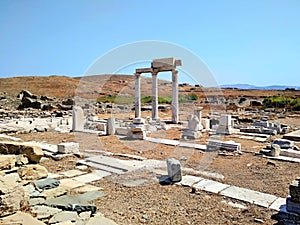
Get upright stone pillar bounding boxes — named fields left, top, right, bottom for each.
left=172, top=70, right=179, bottom=123
left=106, top=117, right=115, bottom=135
left=72, top=106, right=84, bottom=131
left=194, top=106, right=203, bottom=130
left=152, top=72, right=159, bottom=120
left=134, top=73, right=141, bottom=118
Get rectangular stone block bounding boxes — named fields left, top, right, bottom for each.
left=152, top=58, right=177, bottom=68
left=193, top=179, right=229, bottom=194
left=167, top=158, right=182, bottom=182
left=220, top=186, right=277, bottom=208
left=58, top=142, right=79, bottom=154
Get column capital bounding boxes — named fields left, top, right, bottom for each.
left=135, top=73, right=141, bottom=77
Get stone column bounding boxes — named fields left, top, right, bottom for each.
left=134, top=73, right=141, bottom=118
left=172, top=70, right=179, bottom=123
left=152, top=72, right=159, bottom=120
left=72, top=106, right=84, bottom=131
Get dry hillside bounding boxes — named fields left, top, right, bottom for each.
left=0, top=75, right=299, bottom=101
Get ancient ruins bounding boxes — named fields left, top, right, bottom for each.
left=0, top=58, right=300, bottom=224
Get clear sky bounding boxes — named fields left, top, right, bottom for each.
left=0, top=0, right=299, bottom=86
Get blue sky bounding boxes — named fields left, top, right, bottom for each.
left=0, top=0, right=299, bottom=86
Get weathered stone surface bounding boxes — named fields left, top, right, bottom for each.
left=16, top=154, right=29, bottom=165
left=0, top=211, right=46, bottom=225
left=34, top=177, right=60, bottom=190
left=270, top=144, right=281, bottom=157
left=29, top=197, right=46, bottom=206
left=207, top=139, right=241, bottom=152
left=25, top=184, right=41, bottom=197
left=58, top=142, right=80, bottom=154
left=49, top=211, right=78, bottom=224
left=0, top=141, right=44, bottom=163
left=86, top=213, right=119, bottom=225
left=20, top=145, right=44, bottom=163
left=40, top=186, right=67, bottom=199
left=0, top=176, right=29, bottom=217
left=18, top=89, right=35, bottom=99
left=4, top=172, right=20, bottom=183
left=45, top=191, right=106, bottom=213
left=167, top=158, right=182, bottom=182
left=0, top=154, right=16, bottom=170
left=31, top=205, right=62, bottom=220
left=59, top=178, right=86, bottom=189
left=18, top=165, right=48, bottom=181
left=18, top=97, right=42, bottom=109
left=59, top=169, right=86, bottom=178
left=72, top=184, right=102, bottom=193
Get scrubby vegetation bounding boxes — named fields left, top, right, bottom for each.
left=97, top=93, right=199, bottom=104
left=263, top=96, right=300, bottom=111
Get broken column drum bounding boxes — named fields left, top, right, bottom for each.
left=106, top=118, right=115, bottom=135
left=167, top=158, right=182, bottom=182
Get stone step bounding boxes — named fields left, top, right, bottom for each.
left=85, top=155, right=141, bottom=173
left=179, top=175, right=285, bottom=211
left=220, top=186, right=278, bottom=208
left=77, top=160, right=125, bottom=174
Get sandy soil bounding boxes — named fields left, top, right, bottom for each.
left=14, top=129, right=300, bottom=225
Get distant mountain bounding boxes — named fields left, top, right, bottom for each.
left=220, top=84, right=300, bottom=90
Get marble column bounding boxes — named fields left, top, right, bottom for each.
left=152, top=72, right=159, bottom=120
left=135, top=73, right=141, bottom=118
left=172, top=70, right=179, bottom=123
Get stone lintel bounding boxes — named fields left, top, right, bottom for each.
left=152, top=66, right=176, bottom=73
left=151, top=58, right=182, bottom=68
left=136, top=68, right=152, bottom=73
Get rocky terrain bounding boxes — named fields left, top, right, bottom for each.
left=0, top=74, right=300, bottom=224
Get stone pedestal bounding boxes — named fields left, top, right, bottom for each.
left=181, top=114, right=202, bottom=139
left=129, top=118, right=146, bottom=139
left=130, top=126, right=146, bottom=140
left=72, top=106, right=84, bottom=132
left=216, top=114, right=232, bottom=135
left=167, top=158, right=182, bottom=182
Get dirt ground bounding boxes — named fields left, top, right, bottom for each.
left=13, top=127, right=300, bottom=225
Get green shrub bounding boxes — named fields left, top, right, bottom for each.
left=292, top=103, right=300, bottom=111
left=188, top=93, right=198, bottom=101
